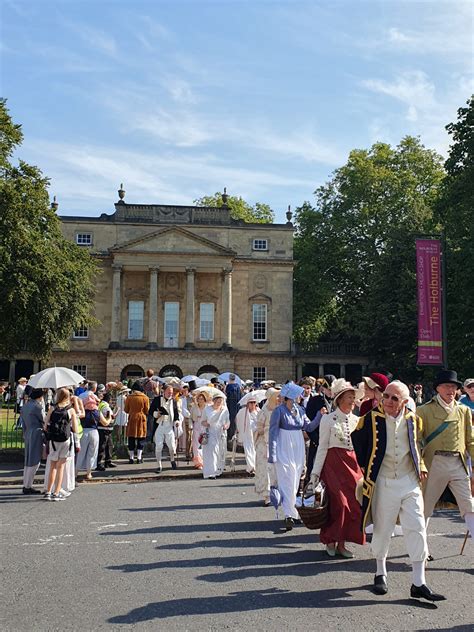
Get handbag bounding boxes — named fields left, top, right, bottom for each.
left=296, top=481, right=329, bottom=530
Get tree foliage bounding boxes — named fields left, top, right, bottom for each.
left=0, top=99, right=98, bottom=359
left=293, top=137, right=445, bottom=379
left=435, top=96, right=474, bottom=374
left=194, top=192, right=274, bottom=223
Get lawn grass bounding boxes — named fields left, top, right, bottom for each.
left=0, top=408, right=24, bottom=449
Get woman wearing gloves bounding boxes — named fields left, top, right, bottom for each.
left=311, top=379, right=365, bottom=557
left=268, top=382, right=319, bottom=531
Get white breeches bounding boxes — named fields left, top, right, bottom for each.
left=154, top=423, right=176, bottom=464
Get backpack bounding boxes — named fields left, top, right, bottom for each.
left=47, top=405, right=72, bottom=442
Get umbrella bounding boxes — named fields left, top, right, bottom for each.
left=193, top=386, right=225, bottom=399
left=195, top=377, right=211, bottom=387
left=162, top=377, right=183, bottom=386
left=28, top=367, right=85, bottom=389
left=238, top=389, right=267, bottom=407
left=182, top=375, right=199, bottom=383
left=199, top=372, right=218, bottom=380
left=218, top=372, right=242, bottom=386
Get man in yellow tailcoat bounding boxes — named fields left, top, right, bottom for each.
left=417, top=369, right=474, bottom=551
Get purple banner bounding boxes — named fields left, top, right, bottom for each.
left=416, top=239, right=443, bottom=365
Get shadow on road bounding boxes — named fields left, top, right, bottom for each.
left=107, top=587, right=437, bottom=624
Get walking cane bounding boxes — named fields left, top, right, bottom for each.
left=460, top=531, right=469, bottom=555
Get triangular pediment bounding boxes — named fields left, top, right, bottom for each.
left=110, top=226, right=236, bottom=256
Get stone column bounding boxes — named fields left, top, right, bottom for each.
left=147, top=266, right=159, bottom=349
left=318, top=363, right=325, bottom=377
left=109, top=264, right=122, bottom=349
left=9, top=360, right=15, bottom=384
left=221, top=268, right=232, bottom=350
left=33, top=361, right=40, bottom=374
left=184, top=267, right=196, bottom=348
left=296, top=363, right=303, bottom=381
left=340, top=364, right=346, bottom=378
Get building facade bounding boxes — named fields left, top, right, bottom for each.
left=47, top=193, right=295, bottom=384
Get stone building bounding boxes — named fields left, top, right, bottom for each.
left=46, top=190, right=296, bottom=384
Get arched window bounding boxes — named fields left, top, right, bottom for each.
left=159, top=365, right=183, bottom=378
left=197, top=364, right=219, bottom=377
left=120, top=364, right=145, bottom=381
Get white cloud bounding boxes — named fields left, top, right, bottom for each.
left=363, top=71, right=435, bottom=117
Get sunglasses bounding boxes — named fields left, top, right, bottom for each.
left=382, top=393, right=401, bottom=403
left=466, top=384, right=474, bottom=389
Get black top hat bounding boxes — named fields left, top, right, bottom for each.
left=187, top=380, right=197, bottom=392
left=433, top=369, right=462, bottom=389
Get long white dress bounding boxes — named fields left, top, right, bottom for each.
left=276, top=429, right=305, bottom=519
left=190, top=403, right=205, bottom=468
left=235, top=407, right=257, bottom=473
left=254, top=404, right=275, bottom=500
left=202, top=405, right=230, bottom=479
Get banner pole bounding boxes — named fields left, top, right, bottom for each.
left=441, top=231, right=448, bottom=369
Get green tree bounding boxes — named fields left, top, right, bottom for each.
left=0, top=99, right=98, bottom=360
left=436, top=96, right=474, bottom=374
left=194, top=191, right=274, bottom=223
left=293, top=137, right=445, bottom=378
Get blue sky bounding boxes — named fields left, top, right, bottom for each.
left=1, top=0, right=472, bottom=223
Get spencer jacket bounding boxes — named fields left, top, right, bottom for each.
left=352, top=404, right=426, bottom=530
left=417, top=398, right=474, bottom=474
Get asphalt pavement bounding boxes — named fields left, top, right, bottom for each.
left=1, top=476, right=473, bottom=632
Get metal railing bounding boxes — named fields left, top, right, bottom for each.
left=294, top=341, right=362, bottom=356
left=0, top=403, right=25, bottom=450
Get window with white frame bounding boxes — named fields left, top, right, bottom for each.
left=72, top=365, right=87, bottom=378
left=253, top=367, right=267, bottom=383
left=73, top=326, right=89, bottom=339
left=164, top=302, right=179, bottom=347
left=76, top=233, right=93, bottom=246
left=199, top=303, right=214, bottom=340
left=252, top=303, right=267, bottom=341
left=128, top=301, right=144, bottom=339
left=252, top=238, right=268, bottom=251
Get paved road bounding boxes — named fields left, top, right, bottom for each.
left=1, top=478, right=472, bottom=631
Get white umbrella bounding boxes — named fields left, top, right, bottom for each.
left=193, top=386, right=225, bottom=399
left=195, top=377, right=211, bottom=387
left=238, top=389, right=267, bottom=407
left=182, top=375, right=199, bottom=383
left=218, top=372, right=242, bottom=386
left=27, top=367, right=85, bottom=389
left=199, top=372, right=218, bottom=380
left=162, top=376, right=183, bottom=386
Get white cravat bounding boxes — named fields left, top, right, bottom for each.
left=436, top=394, right=455, bottom=413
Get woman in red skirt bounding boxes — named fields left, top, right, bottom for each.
left=310, top=379, right=366, bottom=558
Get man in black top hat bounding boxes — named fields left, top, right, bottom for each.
left=417, top=369, right=474, bottom=551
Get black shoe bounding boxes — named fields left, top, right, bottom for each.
left=410, top=584, right=446, bottom=602
left=128, top=458, right=134, bottom=464
left=105, top=462, right=117, bottom=468
left=22, top=487, right=33, bottom=495
left=284, top=517, right=293, bottom=531
left=373, top=575, right=388, bottom=595
left=137, top=458, right=143, bottom=464
left=28, top=487, right=42, bottom=495
left=96, top=464, right=106, bottom=471
left=426, top=554, right=434, bottom=562
left=156, top=466, right=162, bottom=474
left=293, top=518, right=302, bottom=525
left=171, top=461, right=177, bottom=470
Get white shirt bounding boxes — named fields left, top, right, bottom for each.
left=312, top=409, right=359, bottom=477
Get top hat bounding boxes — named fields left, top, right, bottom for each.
left=433, top=369, right=462, bottom=389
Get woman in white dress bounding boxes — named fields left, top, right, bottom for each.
left=254, top=388, right=280, bottom=505
left=235, top=397, right=258, bottom=474
left=114, top=386, right=129, bottom=444
left=201, top=393, right=230, bottom=479
left=190, top=392, right=209, bottom=469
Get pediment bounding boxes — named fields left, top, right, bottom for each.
left=110, top=226, right=235, bottom=256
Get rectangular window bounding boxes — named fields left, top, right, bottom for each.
left=128, top=301, right=144, bottom=339
left=253, top=367, right=267, bottom=383
left=76, top=233, right=93, bottom=246
left=252, top=239, right=268, bottom=251
left=164, top=302, right=179, bottom=347
left=72, top=365, right=87, bottom=378
left=73, top=326, right=89, bottom=339
left=252, top=304, right=267, bottom=341
left=199, top=303, right=214, bottom=340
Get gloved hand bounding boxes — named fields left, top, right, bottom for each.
left=310, top=472, right=319, bottom=485
left=153, top=411, right=159, bottom=418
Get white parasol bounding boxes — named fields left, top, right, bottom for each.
left=193, top=386, right=226, bottom=399
left=238, top=389, right=267, bottom=407
left=218, top=372, right=242, bottom=386
left=199, top=372, right=218, bottom=380
left=27, top=367, right=85, bottom=389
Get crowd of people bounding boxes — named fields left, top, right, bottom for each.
left=11, top=366, right=474, bottom=602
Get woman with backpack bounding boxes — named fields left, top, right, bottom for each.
left=43, top=388, right=78, bottom=501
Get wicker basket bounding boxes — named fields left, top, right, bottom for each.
left=296, top=483, right=329, bottom=530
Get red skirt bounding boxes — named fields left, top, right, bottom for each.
left=319, top=447, right=366, bottom=546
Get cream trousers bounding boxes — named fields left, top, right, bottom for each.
left=371, top=474, right=428, bottom=562
left=423, top=454, right=474, bottom=518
